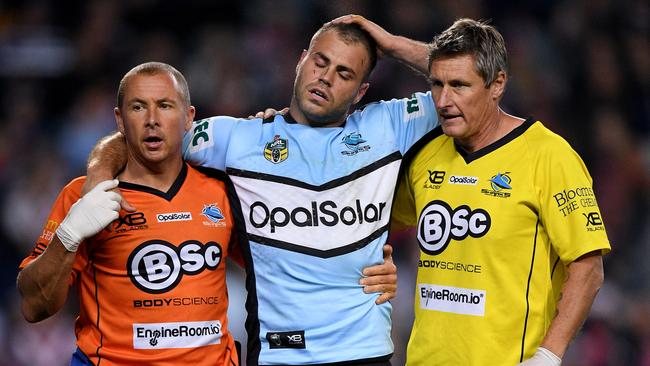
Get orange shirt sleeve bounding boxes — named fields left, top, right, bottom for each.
left=19, top=177, right=87, bottom=285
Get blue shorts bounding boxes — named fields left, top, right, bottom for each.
left=70, top=348, right=92, bottom=366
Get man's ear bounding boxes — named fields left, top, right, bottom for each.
left=185, top=106, right=196, bottom=132
left=296, top=49, right=308, bottom=73
left=353, top=82, right=370, bottom=105
left=490, top=71, right=507, bottom=100
left=114, top=107, right=125, bottom=134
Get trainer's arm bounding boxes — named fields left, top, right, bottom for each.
left=536, top=251, right=604, bottom=360
left=17, top=237, right=76, bottom=323
left=330, top=14, right=430, bottom=76
left=85, top=132, right=127, bottom=193
left=18, top=180, right=122, bottom=323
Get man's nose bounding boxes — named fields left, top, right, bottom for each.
left=145, top=108, right=160, bottom=127
left=318, top=67, right=334, bottom=87
left=436, top=86, right=452, bottom=108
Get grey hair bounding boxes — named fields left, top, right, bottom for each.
left=428, top=18, right=508, bottom=86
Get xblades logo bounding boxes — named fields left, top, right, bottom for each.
left=424, top=170, right=445, bottom=190
left=583, top=212, right=604, bottom=232
left=584, top=212, right=602, bottom=226
left=428, top=170, right=445, bottom=184
left=417, top=200, right=491, bottom=255
left=111, top=212, right=148, bottom=233
left=117, top=212, right=147, bottom=228
left=265, top=331, right=306, bottom=349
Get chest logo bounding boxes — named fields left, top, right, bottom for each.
left=202, top=203, right=226, bottom=227
left=481, top=172, right=512, bottom=198
left=340, top=132, right=371, bottom=156
left=417, top=200, right=491, bottom=255
left=127, top=240, right=223, bottom=294
left=106, top=212, right=148, bottom=233
left=264, top=135, right=288, bottom=163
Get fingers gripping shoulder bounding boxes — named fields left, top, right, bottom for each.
left=56, top=179, right=121, bottom=252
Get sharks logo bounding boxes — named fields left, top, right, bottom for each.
left=202, top=203, right=226, bottom=226
left=340, top=132, right=371, bottom=156
left=481, top=172, right=512, bottom=198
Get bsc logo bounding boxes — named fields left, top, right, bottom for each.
left=264, top=135, right=288, bottom=163
left=417, top=200, right=491, bottom=255
left=127, top=240, right=223, bottom=294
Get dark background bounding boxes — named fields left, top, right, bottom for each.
left=0, top=0, right=648, bottom=365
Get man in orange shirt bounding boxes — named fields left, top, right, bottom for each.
left=17, top=62, right=242, bottom=365
left=17, top=61, right=396, bottom=365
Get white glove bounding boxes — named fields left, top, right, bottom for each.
left=56, top=179, right=122, bottom=252
left=517, top=347, right=561, bottom=366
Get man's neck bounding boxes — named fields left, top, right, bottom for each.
left=457, top=109, right=524, bottom=154
left=288, top=99, right=346, bottom=128
left=118, top=157, right=184, bottom=192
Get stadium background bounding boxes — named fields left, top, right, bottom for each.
left=0, top=0, right=647, bottom=365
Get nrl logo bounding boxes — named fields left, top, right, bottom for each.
left=264, top=135, right=288, bottom=163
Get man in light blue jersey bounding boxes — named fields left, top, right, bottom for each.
left=86, top=16, right=437, bottom=365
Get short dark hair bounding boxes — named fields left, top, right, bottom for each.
left=117, top=62, right=191, bottom=108
left=429, top=18, right=508, bottom=86
left=312, top=22, right=378, bottom=81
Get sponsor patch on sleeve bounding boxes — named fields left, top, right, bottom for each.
left=189, top=119, right=215, bottom=154
left=403, top=93, right=426, bottom=122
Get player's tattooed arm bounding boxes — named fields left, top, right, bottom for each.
left=536, top=250, right=604, bottom=359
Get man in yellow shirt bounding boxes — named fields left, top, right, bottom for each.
left=391, top=18, right=611, bottom=365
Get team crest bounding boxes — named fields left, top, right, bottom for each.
left=481, top=172, right=512, bottom=198
left=202, top=203, right=226, bottom=226
left=264, top=135, right=288, bottom=164
left=340, top=132, right=371, bottom=156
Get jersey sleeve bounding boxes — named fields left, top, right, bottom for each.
left=392, top=164, right=418, bottom=227
left=534, top=135, right=611, bottom=264
left=19, top=177, right=88, bottom=285
left=382, top=91, right=438, bottom=154
left=183, top=116, right=240, bottom=170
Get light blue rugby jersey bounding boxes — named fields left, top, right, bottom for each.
left=183, top=92, right=437, bottom=365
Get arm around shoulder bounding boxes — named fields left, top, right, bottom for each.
left=84, top=132, right=127, bottom=194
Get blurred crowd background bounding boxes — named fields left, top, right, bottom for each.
left=0, top=0, right=648, bottom=365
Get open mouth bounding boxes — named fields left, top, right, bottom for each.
left=309, top=88, right=328, bottom=102
left=144, top=136, right=163, bottom=148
